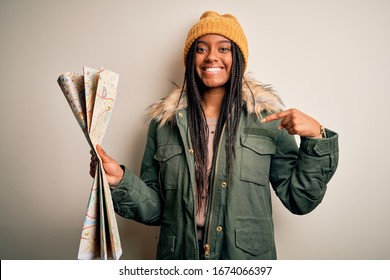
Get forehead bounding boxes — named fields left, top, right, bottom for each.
left=197, top=34, right=231, bottom=44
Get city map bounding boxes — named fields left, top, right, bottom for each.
left=57, top=67, right=122, bottom=260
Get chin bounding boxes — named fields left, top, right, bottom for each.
left=202, top=78, right=228, bottom=88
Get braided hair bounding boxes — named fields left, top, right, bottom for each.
left=181, top=38, right=245, bottom=210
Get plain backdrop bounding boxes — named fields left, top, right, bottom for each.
left=1, top=0, right=389, bottom=260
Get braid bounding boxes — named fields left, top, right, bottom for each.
left=213, top=42, right=245, bottom=182
left=182, top=39, right=245, bottom=210
left=185, top=39, right=209, bottom=209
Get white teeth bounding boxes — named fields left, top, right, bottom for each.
left=205, top=67, right=222, bottom=73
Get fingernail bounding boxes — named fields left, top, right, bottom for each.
left=261, top=118, right=266, bottom=123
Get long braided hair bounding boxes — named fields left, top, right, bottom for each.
left=181, top=38, right=245, bottom=209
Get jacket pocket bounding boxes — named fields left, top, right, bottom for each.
left=235, top=217, right=274, bottom=256
left=240, top=135, right=276, bottom=186
left=154, top=144, right=184, bottom=189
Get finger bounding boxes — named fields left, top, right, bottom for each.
left=90, top=159, right=97, bottom=168
left=286, top=127, right=298, bottom=135
left=90, top=157, right=97, bottom=174
left=261, top=110, right=290, bottom=123
left=89, top=169, right=96, bottom=178
left=96, top=144, right=112, bottom=163
left=90, top=152, right=97, bottom=161
left=280, top=113, right=294, bottom=130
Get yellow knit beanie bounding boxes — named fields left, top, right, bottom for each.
left=183, top=11, right=248, bottom=69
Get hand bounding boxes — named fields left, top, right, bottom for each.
left=261, top=108, right=323, bottom=138
left=89, top=145, right=124, bottom=186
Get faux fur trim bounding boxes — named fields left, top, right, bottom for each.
left=145, top=74, right=284, bottom=126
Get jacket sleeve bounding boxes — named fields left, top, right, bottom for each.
left=110, top=121, right=162, bottom=225
left=270, top=128, right=339, bottom=214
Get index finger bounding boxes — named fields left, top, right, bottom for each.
left=261, top=110, right=289, bottom=123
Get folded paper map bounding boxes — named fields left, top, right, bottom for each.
left=57, top=67, right=122, bottom=260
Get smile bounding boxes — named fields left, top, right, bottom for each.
left=204, top=67, right=223, bottom=74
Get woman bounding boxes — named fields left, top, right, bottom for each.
left=90, top=11, right=339, bottom=260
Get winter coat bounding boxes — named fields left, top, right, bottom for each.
left=110, top=76, right=339, bottom=260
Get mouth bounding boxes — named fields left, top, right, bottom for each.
left=203, top=67, right=223, bottom=75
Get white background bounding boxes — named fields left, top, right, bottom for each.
left=1, top=0, right=389, bottom=260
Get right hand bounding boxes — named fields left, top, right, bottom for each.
left=89, top=145, right=124, bottom=187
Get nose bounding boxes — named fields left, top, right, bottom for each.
left=205, top=48, right=219, bottom=62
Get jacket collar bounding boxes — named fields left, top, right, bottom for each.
left=145, top=74, right=284, bottom=126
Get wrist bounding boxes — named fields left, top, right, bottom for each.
left=312, top=124, right=326, bottom=139
left=110, top=166, right=125, bottom=188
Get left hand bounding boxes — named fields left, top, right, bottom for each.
left=261, top=108, right=322, bottom=138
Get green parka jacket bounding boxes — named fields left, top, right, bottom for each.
left=111, top=77, right=339, bottom=260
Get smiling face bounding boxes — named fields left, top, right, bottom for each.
left=195, top=34, right=233, bottom=90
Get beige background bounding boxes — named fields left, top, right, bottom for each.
left=1, top=0, right=389, bottom=260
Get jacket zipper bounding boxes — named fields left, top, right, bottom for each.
left=204, top=124, right=226, bottom=257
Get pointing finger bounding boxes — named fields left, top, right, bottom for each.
left=261, top=110, right=289, bottom=123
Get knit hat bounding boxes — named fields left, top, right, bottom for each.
left=183, top=11, right=248, bottom=69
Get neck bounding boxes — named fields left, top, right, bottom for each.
left=201, top=87, right=226, bottom=118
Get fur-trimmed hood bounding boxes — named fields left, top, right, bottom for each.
left=145, top=74, right=284, bottom=126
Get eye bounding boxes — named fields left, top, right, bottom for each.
left=196, top=47, right=207, bottom=53
left=220, top=47, right=230, bottom=53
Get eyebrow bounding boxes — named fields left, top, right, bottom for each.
left=197, top=39, right=231, bottom=45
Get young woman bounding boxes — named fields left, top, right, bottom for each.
left=90, top=11, right=339, bottom=260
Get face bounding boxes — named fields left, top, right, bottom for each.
left=195, top=34, right=233, bottom=89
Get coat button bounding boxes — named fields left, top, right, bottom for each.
left=221, top=181, right=227, bottom=188
left=189, top=149, right=194, bottom=154
left=216, top=226, right=223, bottom=232
left=178, top=113, right=183, bottom=118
